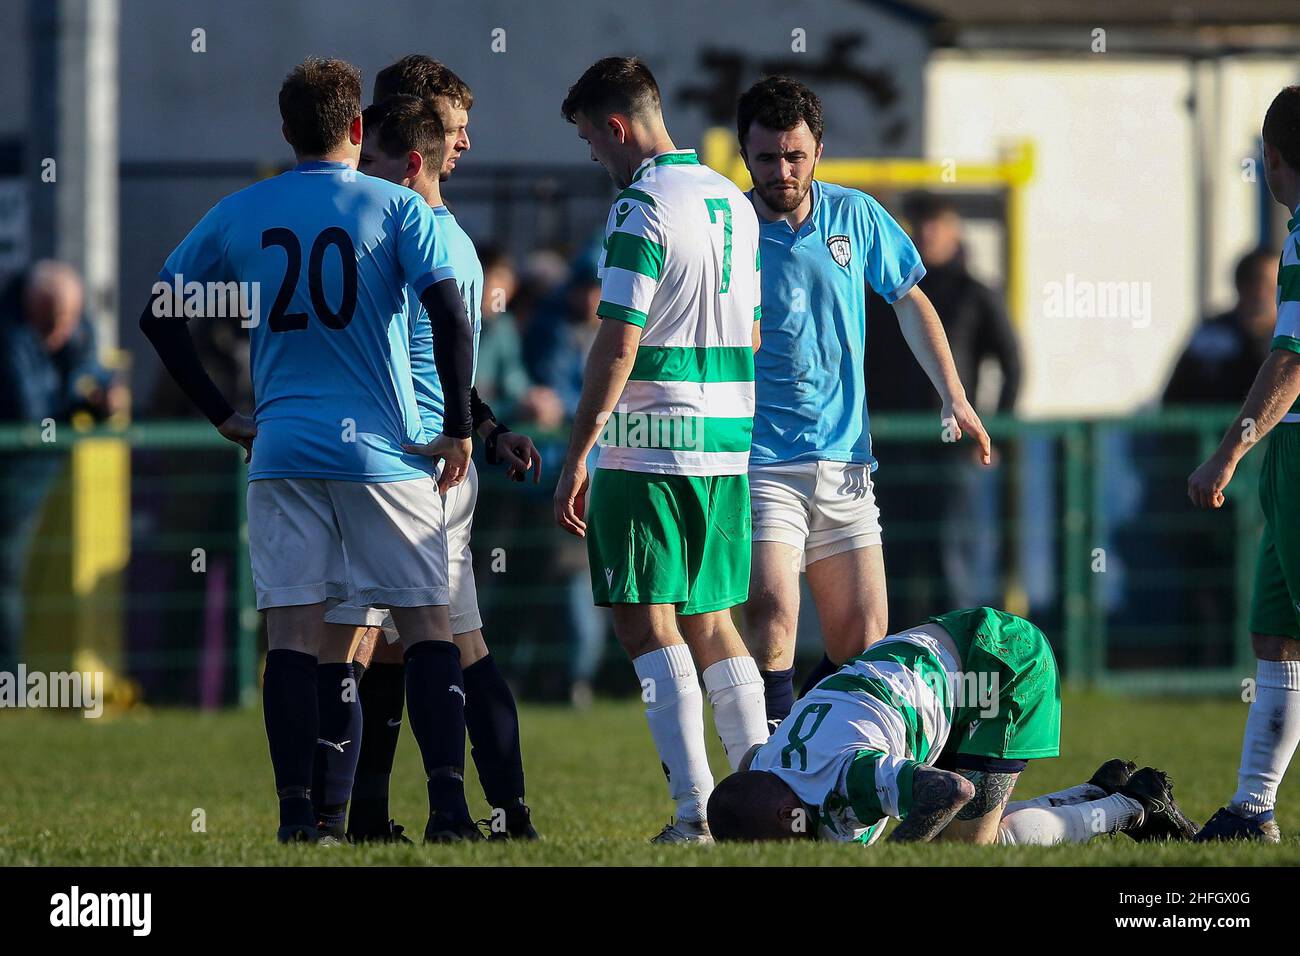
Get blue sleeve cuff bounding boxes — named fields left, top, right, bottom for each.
left=410, top=268, right=455, bottom=298
left=883, top=261, right=926, bottom=304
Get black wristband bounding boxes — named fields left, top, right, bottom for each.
left=484, top=422, right=512, bottom=466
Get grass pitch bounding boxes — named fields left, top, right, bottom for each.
left=1, top=690, right=1296, bottom=866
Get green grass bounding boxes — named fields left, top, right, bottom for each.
left=1, top=690, right=1297, bottom=865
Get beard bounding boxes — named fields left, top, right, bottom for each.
left=754, top=173, right=812, bottom=214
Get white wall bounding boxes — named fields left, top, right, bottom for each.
left=108, top=0, right=927, bottom=165
left=927, top=54, right=1200, bottom=417
left=1205, top=58, right=1299, bottom=311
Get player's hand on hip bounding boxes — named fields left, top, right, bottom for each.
left=942, top=398, right=993, bottom=466
left=497, top=431, right=543, bottom=484
left=217, top=412, right=257, bottom=464
left=1188, top=453, right=1235, bottom=509
left=404, top=433, right=473, bottom=493
left=554, top=460, right=589, bottom=537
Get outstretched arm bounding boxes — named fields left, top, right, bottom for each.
left=887, top=767, right=975, bottom=843
left=893, top=285, right=992, bottom=465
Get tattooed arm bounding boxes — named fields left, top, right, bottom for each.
left=936, top=770, right=1021, bottom=844
left=887, top=768, right=975, bottom=843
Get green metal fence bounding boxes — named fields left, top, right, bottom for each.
left=0, top=407, right=1262, bottom=706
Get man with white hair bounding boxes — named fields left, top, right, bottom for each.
left=0, top=260, right=120, bottom=670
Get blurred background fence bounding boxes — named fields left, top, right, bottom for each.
left=2, top=406, right=1261, bottom=709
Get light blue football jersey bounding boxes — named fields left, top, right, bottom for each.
left=407, top=204, right=484, bottom=438
left=160, top=161, right=456, bottom=482
left=750, top=180, right=925, bottom=468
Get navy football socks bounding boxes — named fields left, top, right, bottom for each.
left=312, top=661, right=362, bottom=833
left=263, top=648, right=318, bottom=830
left=403, top=640, right=471, bottom=822
left=760, top=666, right=796, bottom=726
left=348, top=661, right=407, bottom=834
left=463, top=654, right=526, bottom=809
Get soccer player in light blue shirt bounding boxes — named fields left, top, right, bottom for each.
left=336, top=62, right=541, bottom=842
left=735, top=77, right=992, bottom=729
left=139, top=58, right=481, bottom=844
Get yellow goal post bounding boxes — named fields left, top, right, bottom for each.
left=701, top=128, right=1035, bottom=327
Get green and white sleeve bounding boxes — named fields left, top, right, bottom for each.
left=597, top=188, right=663, bottom=329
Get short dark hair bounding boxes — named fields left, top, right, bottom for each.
left=1264, top=87, right=1300, bottom=172
left=475, top=241, right=512, bottom=274
left=903, top=191, right=959, bottom=226
left=561, top=56, right=662, bottom=125
left=374, top=54, right=474, bottom=111
left=1235, top=247, right=1277, bottom=292
left=707, top=771, right=809, bottom=842
left=362, top=95, right=445, bottom=168
left=736, top=75, right=824, bottom=148
left=279, top=57, right=363, bottom=156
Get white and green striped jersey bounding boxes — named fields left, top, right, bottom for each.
left=748, top=632, right=958, bottom=843
left=1277, top=210, right=1300, bottom=423
left=595, top=148, right=761, bottom=476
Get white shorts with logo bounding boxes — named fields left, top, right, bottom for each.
left=247, top=476, right=448, bottom=611
left=324, top=460, right=482, bottom=642
left=749, top=459, right=882, bottom=571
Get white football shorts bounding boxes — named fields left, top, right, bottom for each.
left=324, top=460, right=482, bottom=642
left=749, top=459, right=882, bottom=571
left=246, top=475, right=449, bottom=611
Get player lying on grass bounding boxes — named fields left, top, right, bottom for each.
left=707, top=607, right=1199, bottom=844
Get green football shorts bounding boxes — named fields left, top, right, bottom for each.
left=1249, top=423, right=1300, bottom=638
left=926, top=607, right=1062, bottom=761
left=586, top=468, right=750, bottom=615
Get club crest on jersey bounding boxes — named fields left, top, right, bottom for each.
left=827, top=234, right=852, bottom=267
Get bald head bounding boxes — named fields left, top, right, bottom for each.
left=707, top=771, right=810, bottom=842
left=24, top=261, right=84, bottom=352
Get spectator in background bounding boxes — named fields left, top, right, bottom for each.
left=473, top=242, right=531, bottom=421
left=523, top=239, right=603, bottom=420
left=0, top=261, right=120, bottom=423
left=1164, top=248, right=1278, bottom=406
left=0, top=261, right=120, bottom=671
left=510, top=248, right=569, bottom=337
left=1151, top=248, right=1279, bottom=664
left=867, top=194, right=1021, bottom=617
left=907, top=193, right=1022, bottom=413
left=521, top=239, right=611, bottom=705
left=912, top=195, right=1020, bottom=611
left=475, top=242, right=566, bottom=429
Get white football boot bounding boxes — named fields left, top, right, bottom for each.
left=649, top=817, right=713, bottom=845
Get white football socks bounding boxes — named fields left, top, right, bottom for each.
left=702, top=656, right=770, bottom=770
left=1005, top=782, right=1107, bottom=814
left=634, top=644, right=714, bottom=823
left=998, top=794, right=1144, bottom=845
left=1231, top=659, right=1300, bottom=816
